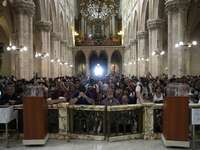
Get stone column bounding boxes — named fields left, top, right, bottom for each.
left=12, top=0, right=35, bottom=80
left=107, top=59, right=111, bottom=75
left=137, top=31, right=148, bottom=77
left=50, top=32, right=61, bottom=78
left=131, top=39, right=138, bottom=76
left=34, top=21, right=52, bottom=78
left=165, top=0, right=190, bottom=77
left=86, top=60, right=90, bottom=76
left=147, top=19, right=165, bottom=77
left=60, top=40, right=67, bottom=76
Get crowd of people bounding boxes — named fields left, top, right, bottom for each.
left=0, top=72, right=200, bottom=106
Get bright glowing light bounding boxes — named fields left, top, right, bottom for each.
left=23, top=47, right=27, bottom=51
left=51, top=59, right=54, bottom=62
left=38, top=53, right=41, bottom=56
left=35, top=54, right=38, bottom=57
left=7, top=47, right=11, bottom=51
left=179, top=41, right=184, bottom=46
left=64, top=63, right=68, bottom=65
left=57, top=59, right=60, bottom=62
left=138, top=58, right=140, bottom=61
left=74, top=31, right=79, bottom=36
left=95, top=64, right=102, bottom=76
left=192, top=41, right=197, bottom=45
left=46, top=53, right=49, bottom=56
left=147, top=59, right=149, bottom=61
left=60, top=63, right=62, bottom=65
left=188, top=45, right=191, bottom=48
left=142, top=57, right=144, bottom=60
left=134, top=62, right=136, bottom=64
left=152, top=51, right=156, bottom=55
left=175, top=43, right=179, bottom=48
left=12, top=46, right=16, bottom=50
left=118, top=31, right=123, bottom=35
left=70, top=65, right=73, bottom=67
left=161, top=51, right=165, bottom=55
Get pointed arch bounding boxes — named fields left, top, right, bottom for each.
left=111, top=50, right=122, bottom=74
left=75, top=51, right=86, bottom=75
left=140, top=0, right=149, bottom=31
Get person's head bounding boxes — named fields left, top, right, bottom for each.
left=82, top=77, right=86, bottom=84
left=50, top=92, right=59, bottom=100
left=122, top=95, right=128, bottom=104
left=122, top=88, right=130, bottom=96
left=190, top=81, right=195, bottom=87
left=119, top=81, right=125, bottom=89
left=106, top=88, right=114, bottom=99
left=73, top=78, right=80, bottom=90
left=6, top=85, right=15, bottom=96
left=124, top=77, right=129, bottom=83
left=69, top=85, right=75, bottom=93
left=155, top=86, right=162, bottom=93
left=50, top=81, right=56, bottom=87
left=111, top=77, right=116, bottom=84
left=106, top=76, right=110, bottom=83
left=169, top=78, right=177, bottom=83
left=89, top=78, right=95, bottom=86
left=79, top=84, right=86, bottom=93
left=142, top=78, right=149, bottom=87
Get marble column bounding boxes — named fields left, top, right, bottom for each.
left=34, top=21, right=52, bottom=78
left=50, top=32, right=61, bottom=78
left=131, top=39, right=138, bottom=76
left=147, top=19, right=165, bottom=77
left=165, top=0, right=190, bottom=77
left=143, top=103, right=156, bottom=140
left=137, top=31, right=148, bottom=77
left=12, top=0, right=35, bottom=80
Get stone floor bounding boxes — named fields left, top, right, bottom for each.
left=0, top=139, right=200, bottom=150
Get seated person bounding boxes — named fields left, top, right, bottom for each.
left=0, top=85, right=23, bottom=105
left=69, top=85, right=94, bottom=105
left=101, top=88, right=120, bottom=106
left=46, top=92, right=66, bottom=105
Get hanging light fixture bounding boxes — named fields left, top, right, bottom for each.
left=35, top=42, right=49, bottom=58
left=80, top=0, right=118, bottom=21
left=7, top=30, right=27, bottom=52
left=175, top=41, right=197, bottom=48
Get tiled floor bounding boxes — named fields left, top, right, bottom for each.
left=0, top=139, right=199, bottom=150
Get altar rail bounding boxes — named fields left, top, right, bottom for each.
left=7, top=103, right=200, bottom=141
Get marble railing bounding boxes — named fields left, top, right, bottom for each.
left=8, top=103, right=200, bottom=141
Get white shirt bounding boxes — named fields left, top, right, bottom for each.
left=153, top=93, right=164, bottom=102
left=47, top=96, right=65, bottom=100
left=85, top=84, right=99, bottom=93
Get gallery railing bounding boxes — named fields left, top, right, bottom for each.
left=68, top=105, right=106, bottom=140
left=5, top=103, right=200, bottom=141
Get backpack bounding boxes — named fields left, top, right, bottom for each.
left=132, top=85, right=150, bottom=104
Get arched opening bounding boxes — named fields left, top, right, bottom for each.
left=75, top=51, right=86, bottom=75
left=111, top=51, right=122, bottom=75
left=89, top=53, right=98, bottom=76
left=99, top=53, right=107, bottom=76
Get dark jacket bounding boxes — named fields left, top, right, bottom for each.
left=0, top=93, right=23, bottom=105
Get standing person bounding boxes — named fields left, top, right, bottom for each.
left=152, top=86, right=164, bottom=103
left=136, top=78, right=152, bottom=104
left=85, top=78, right=100, bottom=104
left=106, top=76, right=114, bottom=89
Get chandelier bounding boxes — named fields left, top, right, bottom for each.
left=80, top=0, right=118, bottom=20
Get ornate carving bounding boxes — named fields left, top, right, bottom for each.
left=50, top=32, right=62, bottom=41
left=34, top=21, right=52, bottom=32
left=165, top=0, right=190, bottom=15
left=12, top=1, right=35, bottom=17
left=137, top=31, right=148, bottom=39
left=147, top=19, right=165, bottom=30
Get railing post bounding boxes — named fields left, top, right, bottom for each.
left=58, top=103, right=69, bottom=139
left=143, top=103, right=156, bottom=140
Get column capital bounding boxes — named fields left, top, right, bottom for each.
left=137, top=31, right=148, bottom=39
left=34, top=21, right=52, bottom=32
left=130, top=39, right=137, bottom=46
left=147, top=19, right=165, bottom=30
left=50, top=32, right=62, bottom=41
left=12, top=0, right=35, bottom=16
left=61, top=40, right=68, bottom=45
left=165, top=0, right=190, bottom=15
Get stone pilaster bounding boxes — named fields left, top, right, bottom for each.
left=60, top=40, right=68, bottom=77
left=130, top=39, right=138, bottom=76
left=12, top=0, right=35, bottom=80
left=143, top=103, right=156, bottom=140
left=50, top=32, right=61, bottom=78
left=137, top=31, right=148, bottom=77
left=86, top=61, right=90, bottom=76
left=165, top=0, right=191, bottom=77
left=34, top=21, right=52, bottom=78
left=147, top=19, right=165, bottom=77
